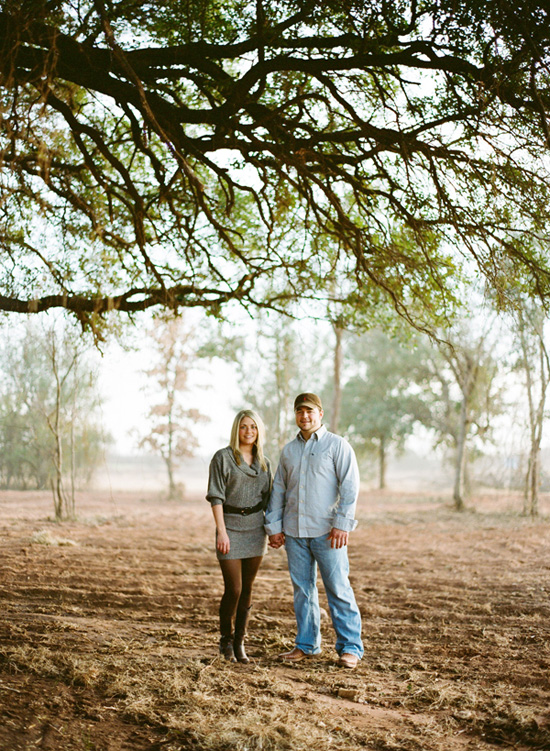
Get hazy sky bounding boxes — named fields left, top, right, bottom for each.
left=98, top=338, right=239, bottom=457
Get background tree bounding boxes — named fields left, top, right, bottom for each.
left=236, top=316, right=326, bottom=460
left=512, top=299, right=550, bottom=516
left=336, top=328, right=432, bottom=489
left=330, top=319, right=345, bottom=435
left=138, top=314, right=209, bottom=499
left=427, top=321, right=505, bottom=510
left=206, top=312, right=328, bottom=461
left=45, top=325, right=79, bottom=519
left=0, top=339, right=52, bottom=489
left=0, top=317, right=108, bottom=517
left=1, top=1, right=550, bottom=328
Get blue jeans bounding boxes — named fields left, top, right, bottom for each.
left=285, top=534, right=363, bottom=659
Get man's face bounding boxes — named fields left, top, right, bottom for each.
left=295, top=405, right=323, bottom=436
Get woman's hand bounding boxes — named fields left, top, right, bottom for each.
left=211, top=505, right=230, bottom=554
left=216, top=530, right=230, bottom=555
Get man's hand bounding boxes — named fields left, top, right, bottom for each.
left=328, top=527, right=349, bottom=549
left=269, top=532, right=285, bottom=549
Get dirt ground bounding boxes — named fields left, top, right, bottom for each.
left=0, top=487, right=549, bottom=751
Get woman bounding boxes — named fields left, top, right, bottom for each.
left=206, top=409, right=272, bottom=663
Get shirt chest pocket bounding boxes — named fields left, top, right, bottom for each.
left=309, top=452, right=334, bottom=474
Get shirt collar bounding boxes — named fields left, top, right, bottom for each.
left=297, top=424, right=327, bottom=442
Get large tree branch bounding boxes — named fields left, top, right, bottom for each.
left=0, top=275, right=260, bottom=315
left=1, top=1, right=550, bottom=324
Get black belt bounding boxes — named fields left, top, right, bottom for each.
left=223, top=500, right=264, bottom=516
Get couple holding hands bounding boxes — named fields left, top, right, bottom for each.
left=206, top=392, right=363, bottom=670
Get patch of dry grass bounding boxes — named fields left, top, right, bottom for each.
left=29, top=529, right=78, bottom=546
left=1, top=490, right=550, bottom=751
left=1, top=640, right=365, bottom=750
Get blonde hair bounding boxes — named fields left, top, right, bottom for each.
left=229, top=409, right=268, bottom=472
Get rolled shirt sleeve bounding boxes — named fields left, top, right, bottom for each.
left=332, top=438, right=360, bottom=532
left=264, top=459, right=287, bottom=536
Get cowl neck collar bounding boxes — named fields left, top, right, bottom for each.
left=229, top=447, right=259, bottom=476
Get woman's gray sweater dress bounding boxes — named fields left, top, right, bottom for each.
left=206, top=447, right=272, bottom=560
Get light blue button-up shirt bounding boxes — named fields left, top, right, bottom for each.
left=264, top=425, right=360, bottom=538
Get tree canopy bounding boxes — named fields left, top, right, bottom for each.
left=1, top=0, right=550, bottom=329
left=339, top=328, right=431, bottom=487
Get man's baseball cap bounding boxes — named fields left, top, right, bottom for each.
left=294, top=392, right=323, bottom=411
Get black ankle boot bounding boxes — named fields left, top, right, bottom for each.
left=233, top=639, right=249, bottom=663
left=219, top=634, right=237, bottom=662
left=233, top=605, right=252, bottom=664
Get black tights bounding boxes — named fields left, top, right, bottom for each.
left=218, top=556, right=263, bottom=636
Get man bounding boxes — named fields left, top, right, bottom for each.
left=265, top=392, right=363, bottom=669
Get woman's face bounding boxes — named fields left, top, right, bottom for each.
left=239, top=416, right=258, bottom=447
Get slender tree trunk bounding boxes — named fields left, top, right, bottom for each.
left=524, top=420, right=540, bottom=517
left=525, top=340, right=548, bottom=517
left=69, top=360, right=77, bottom=518
left=453, top=395, right=468, bottom=511
left=379, top=436, right=386, bottom=490
left=53, top=393, right=69, bottom=518
left=449, top=352, right=479, bottom=512
left=331, top=323, right=343, bottom=434
left=50, top=343, right=67, bottom=520
left=70, top=416, right=76, bottom=516
left=44, top=332, right=80, bottom=520
left=165, top=388, right=179, bottom=499
left=52, top=401, right=67, bottom=519
left=520, top=315, right=536, bottom=516
left=275, top=330, right=292, bottom=452
left=518, top=311, right=549, bottom=517
left=167, top=418, right=177, bottom=499
left=166, top=458, right=176, bottom=498
left=526, top=444, right=540, bottom=517
left=51, top=478, right=62, bottom=520
left=161, top=441, right=178, bottom=499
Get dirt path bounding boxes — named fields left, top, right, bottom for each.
left=0, top=489, right=549, bottom=751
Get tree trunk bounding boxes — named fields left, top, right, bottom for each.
left=379, top=437, right=386, bottom=490
left=165, top=438, right=178, bottom=499
left=525, top=444, right=540, bottom=517
left=518, top=310, right=549, bottom=518
left=70, top=416, right=76, bottom=516
left=69, top=368, right=76, bottom=518
left=167, top=459, right=177, bottom=498
left=166, top=392, right=179, bottom=499
left=275, top=330, right=292, bottom=452
left=453, top=395, right=468, bottom=511
left=331, top=323, right=343, bottom=434
left=524, top=351, right=547, bottom=518
left=51, top=347, right=67, bottom=520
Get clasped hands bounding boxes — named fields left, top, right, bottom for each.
left=268, top=532, right=285, bottom=549
left=268, top=528, right=349, bottom=549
